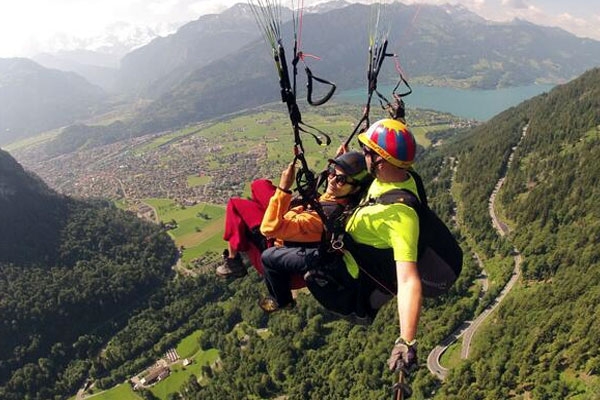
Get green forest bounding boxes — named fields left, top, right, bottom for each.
left=0, top=153, right=178, bottom=399
left=438, top=68, right=600, bottom=399
left=0, top=67, right=599, bottom=399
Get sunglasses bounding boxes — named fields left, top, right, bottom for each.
left=327, top=166, right=357, bottom=186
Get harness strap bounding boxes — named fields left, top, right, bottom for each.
left=346, top=174, right=425, bottom=296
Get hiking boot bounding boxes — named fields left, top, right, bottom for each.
left=216, top=250, right=247, bottom=279
left=258, top=296, right=296, bottom=313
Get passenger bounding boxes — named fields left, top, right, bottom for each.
left=216, top=152, right=369, bottom=287
left=257, top=151, right=370, bottom=312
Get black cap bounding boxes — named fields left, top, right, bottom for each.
left=328, top=151, right=369, bottom=182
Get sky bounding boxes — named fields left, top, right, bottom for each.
left=0, top=0, right=599, bottom=58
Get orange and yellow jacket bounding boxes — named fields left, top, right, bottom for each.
left=260, top=188, right=344, bottom=246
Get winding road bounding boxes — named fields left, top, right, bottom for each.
left=427, top=125, right=528, bottom=380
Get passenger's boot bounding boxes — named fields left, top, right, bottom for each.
left=216, top=249, right=247, bottom=278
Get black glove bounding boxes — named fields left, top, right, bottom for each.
left=387, top=337, right=418, bottom=373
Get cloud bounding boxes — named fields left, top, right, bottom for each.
left=558, top=12, right=586, bottom=24
left=2, top=0, right=600, bottom=57
left=502, top=0, right=529, bottom=9
left=556, top=12, right=600, bottom=39
left=188, top=0, right=231, bottom=15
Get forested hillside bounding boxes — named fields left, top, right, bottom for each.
left=0, top=149, right=178, bottom=399
left=439, top=68, right=600, bottom=398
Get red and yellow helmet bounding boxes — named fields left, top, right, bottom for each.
left=358, top=119, right=416, bottom=169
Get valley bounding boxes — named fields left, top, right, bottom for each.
left=9, top=103, right=468, bottom=271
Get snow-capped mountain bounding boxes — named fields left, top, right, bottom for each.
left=36, top=21, right=182, bottom=61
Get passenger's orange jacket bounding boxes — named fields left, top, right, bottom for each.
left=260, top=188, right=344, bottom=246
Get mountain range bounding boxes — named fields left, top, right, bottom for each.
left=1, top=1, right=600, bottom=147
left=0, top=58, right=106, bottom=145
left=116, top=4, right=264, bottom=97
left=2, top=2, right=599, bottom=399
left=32, top=50, right=120, bottom=94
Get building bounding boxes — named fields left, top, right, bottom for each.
left=140, top=366, right=170, bottom=386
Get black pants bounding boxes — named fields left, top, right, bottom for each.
left=304, top=255, right=393, bottom=323
left=261, top=246, right=319, bottom=307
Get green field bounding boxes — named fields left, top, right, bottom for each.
left=149, top=349, right=219, bottom=399
left=85, top=344, right=220, bottom=400
left=439, top=341, right=462, bottom=369
left=187, top=174, right=212, bottom=187
left=134, top=125, right=206, bottom=153
left=176, top=329, right=203, bottom=359
left=82, top=382, right=141, bottom=400
left=202, top=110, right=344, bottom=169
left=3, top=128, right=61, bottom=151
left=142, top=198, right=226, bottom=264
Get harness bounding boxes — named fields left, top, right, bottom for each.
left=345, top=169, right=462, bottom=299
left=282, top=200, right=344, bottom=248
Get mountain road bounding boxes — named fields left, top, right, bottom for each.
left=426, top=124, right=527, bottom=380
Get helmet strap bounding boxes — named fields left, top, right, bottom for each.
left=368, top=157, right=384, bottom=177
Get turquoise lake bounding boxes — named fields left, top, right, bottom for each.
left=335, top=83, right=556, bottom=121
